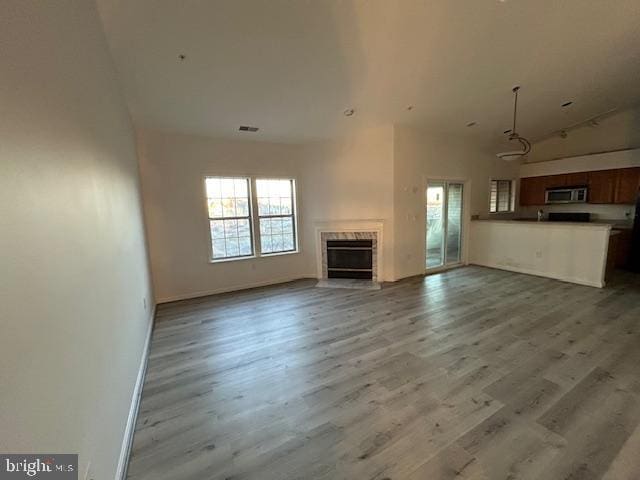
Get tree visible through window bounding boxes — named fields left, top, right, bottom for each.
left=205, top=177, right=298, bottom=261
left=490, top=180, right=515, bottom=213
left=206, top=177, right=253, bottom=259
left=256, top=179, right=296, bottom=254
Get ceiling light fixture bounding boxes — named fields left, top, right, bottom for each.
left=343, top=108, right=355, bottom=117
left=496, top=86, right=531, bottom=161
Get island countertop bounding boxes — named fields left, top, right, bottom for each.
left=471, top=219, right=615, bottom=230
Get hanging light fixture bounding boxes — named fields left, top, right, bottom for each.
left=496, top=86, right=531, bottom=161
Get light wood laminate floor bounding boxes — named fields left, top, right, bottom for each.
left=127, top=266, right=640, bottom=480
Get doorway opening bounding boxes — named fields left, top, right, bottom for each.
left=426, top=181, right=464, bottom=270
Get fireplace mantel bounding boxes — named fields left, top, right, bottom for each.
left=314, top=220, right=384, bottom=281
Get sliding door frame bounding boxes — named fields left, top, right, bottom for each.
left=425, top=177, right=468, bottom=274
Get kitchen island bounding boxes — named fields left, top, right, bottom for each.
left=469, top=219, right=613, bottom=287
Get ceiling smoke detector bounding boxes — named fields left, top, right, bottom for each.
left=496, top=86, right=531, bottom=161
left=239, top=125, right=259, bottom=132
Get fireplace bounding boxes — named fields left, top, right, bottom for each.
left=327, top=239, right=373, bottom=279
left=317, top=226, right=380, bottom=283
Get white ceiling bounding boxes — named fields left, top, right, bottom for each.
left=97, top=0, right=640, bottom=147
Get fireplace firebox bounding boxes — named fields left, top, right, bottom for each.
left=326, top=239, right=373, bottom=279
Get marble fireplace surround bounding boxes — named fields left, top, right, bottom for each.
left=314, top=220, right=384, bottom=282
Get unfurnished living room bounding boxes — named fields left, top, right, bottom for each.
left=3, top=1, right=640, bottom=479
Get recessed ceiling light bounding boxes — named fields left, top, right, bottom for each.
left=178, top=54, right=186, bottom=61
left=239, top=125, right=259, bottom=132
left=466, top=121, right=477, bottom=127
left=343, top=108, right=355, bottom=117
left=561, top=101, right=573, bottom=107
left=407, top=105, right=414, bottom=111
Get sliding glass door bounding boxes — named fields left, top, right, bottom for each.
left=426, top=181, right=464, bottom=270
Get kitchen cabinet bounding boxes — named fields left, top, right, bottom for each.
left=614, top=228, right=633, bottom=268
left=544, top=174, right=567, bottom=189
left=606, top=233, right=619, bottom=281
left=519, top=167, right=640, bottom=206
left=565, top=171, right=589, bottom=186
left=588, top=170, right=617, bottom=204
left=519, top=176, right=547, bottom=206
left=614, top=167, right=640, bottom=204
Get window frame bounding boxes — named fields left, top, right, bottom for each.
left=205, top=176, right=256, bottom=262
left=204, top=176, right=299, bottom=263
left=254, top=178, right=298, bottom=256
left=489, top=179, right=516, bottom=214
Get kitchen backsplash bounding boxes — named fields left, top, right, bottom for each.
left=519, top=203, right=635, bottom=222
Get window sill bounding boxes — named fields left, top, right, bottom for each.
left=260, top=249, right=300, bottom=258
left=208, top=249, right=300, bottom=264
left=209, top=255, right=256, bottom=264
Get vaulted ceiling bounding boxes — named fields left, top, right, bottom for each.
left=97, top=0, right=640, bottom=147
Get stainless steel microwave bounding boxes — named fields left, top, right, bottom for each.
left=545, top=186, right=588, bottom=204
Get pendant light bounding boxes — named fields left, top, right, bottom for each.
left=497, top=86, right=531, bottom=160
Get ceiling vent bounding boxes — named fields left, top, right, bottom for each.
left=239, top=126, right=259, bottom=132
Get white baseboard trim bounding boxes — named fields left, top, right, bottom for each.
left=156, top=274, right=317, bottom=304
left=469, top=262, right=604, bottom=288
left=115, top=305, right=156, bottom=480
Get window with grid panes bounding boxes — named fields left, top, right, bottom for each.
left=490, top=179, right=515, bottom=213
left=205, top=177, right=253, bottom=260
left=256, top=179, right=296, bottom=254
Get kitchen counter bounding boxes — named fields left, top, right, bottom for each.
left=475, top=218, right=634, bottom=229
left=469, top=219, right=612, bottom=287
left=473, top=218, right=613, bottom=229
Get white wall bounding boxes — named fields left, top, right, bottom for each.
left=300, top=125, right=396, bottom=280
left=469, top=221, right=611, bottom=288
left=138, top=125, right=397, bottom=302
left=393, top=125, right=521, bottom=280
left=527, top=106, right=640, bottom=163
left=137, top=129, right=316, bottom=302
left=521, top=148, right=640, bottom=176
left=0, top=2, right=153, bottom=479
left=140, top=124, right=540, bottom=298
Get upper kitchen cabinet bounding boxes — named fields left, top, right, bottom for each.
left=587, top=170, right=617, bottom=204
left=565, top=171, right=589, bottom=186
left=519, top=167, right=640, bottom=206
left=544, top=174, right=567, bottom=189
left=520, top=176, right=548, bottom=206
left=614, top=167, right=640, bottom=204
